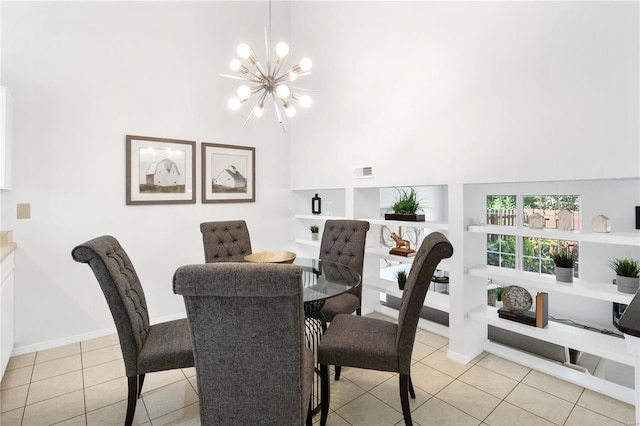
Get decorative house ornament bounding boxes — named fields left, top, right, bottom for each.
left=528, top=213, right=546, bottom=229
left=556, top=209, right=574, bottom=231
left=592, top=214, right=611, bottom=233
left=311, top=193, right=321, bottom=215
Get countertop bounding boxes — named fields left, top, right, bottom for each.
left=0, top=231, right=16, bottom=263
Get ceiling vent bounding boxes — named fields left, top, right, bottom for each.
left=353, top=165, right=374, bottom=179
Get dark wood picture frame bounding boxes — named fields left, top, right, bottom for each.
left=126, top=135, right=196, bottom=205
left=201, top=142, right=255, bottom=203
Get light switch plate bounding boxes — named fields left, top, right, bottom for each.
left=17, top=203, right=30, bottom=219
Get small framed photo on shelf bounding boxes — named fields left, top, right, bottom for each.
left=201, top=142, right=255, bottom=203
left=126, top=135, right=196, bottom=205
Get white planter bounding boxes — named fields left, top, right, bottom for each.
left=311, top=233, right=319, bottom=241
left=555, top=266, right=574, bottom=283
left=617, top=275, right=640, bottom=294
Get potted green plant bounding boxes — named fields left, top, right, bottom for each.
left=384, top=187, right=425, bottom=222
left=495, top=286, right=504, bottom=309
left=609, top=257, right=640, bottom=294
left=395, top=270, right=408, bottom=291
left=553, top=250, right=575, bottom=283
left=310, top=225, right=319, bottom=241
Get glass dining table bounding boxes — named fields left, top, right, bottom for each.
left=294, top=257, right=362, bottom=414
left=293, top=257, right=362, bottom=320
left=245, top=254, right=362, bottom=413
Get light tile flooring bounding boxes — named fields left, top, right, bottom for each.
left=0, top=312, right=636, bottom=426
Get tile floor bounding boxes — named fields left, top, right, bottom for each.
left=0, top=312, right=636, bottom=426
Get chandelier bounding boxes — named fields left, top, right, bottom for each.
left=220, top=1, right=313, bottom=132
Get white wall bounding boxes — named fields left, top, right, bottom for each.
left=1, top=1, right=639, bottom=353
left=1, top=1, right=297, bottom=351
left=290, top=1, right=639, bottom=188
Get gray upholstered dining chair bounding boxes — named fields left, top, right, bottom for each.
left=319, top=219, right=370, bottom=321
left=318, top=232, right=453, bottom=426
left=200, top=220, right=252, bottom=262
left=173, top=262, right=314, bottom=426
left=71, top=235, right=194, bottom=426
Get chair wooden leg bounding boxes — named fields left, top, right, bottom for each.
left=126, top=376, right=138, bottom=426
left=399, top=373, right=413, bottom=426
left=408, top=374, right=416, bottom=399
left=334, top=365, right=342, bottom=380
left=320, top=364, right=330, bottom=426
left=137, top=374, right=146, bottom=398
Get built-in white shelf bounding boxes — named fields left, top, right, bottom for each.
left=295, top=214, right=348, bottom=221
left=469, top=305, right=634, bottom=366
left=468, top=265, right=634, bottom=305
left=468, top=224, right=640, bottom=246
left=365, top=276, right=450, bottom=312
left=359, top=217, right=449, bottom=231
left=294, top=239, right=321, bottom=247
left=365, top=246, right=451, bottom=271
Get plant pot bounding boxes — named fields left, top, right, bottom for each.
left=398, top=280, right=406, bottom=291
left=617, top=275, right=640, bottom=294
left=384, top=213, right=425, bottom=222
left=555, top=266, right=574, bottom=283
left=311, top=232, right=319, bottom=241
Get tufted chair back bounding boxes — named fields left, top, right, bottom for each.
left=396, top=232, right=453, bottom=374
left=319, top=220, right=370, bottom=315
left=71, top=235, right=150, bottom=376
left=200, top=220, right=253, bottom=263
left=173, top=262, right=314, bottom=425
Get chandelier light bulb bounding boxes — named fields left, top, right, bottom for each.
left=276, top=42, right=290, bottom=58
left=287, top=71, right=298, bottom=81
left=299, top=58, right=312, bottom=72
left=228, top=97, right=241, bottom=111
left=276, top=84, right=291, bottom=99
left=299, top=94, right=312, bottom=108
left=230, top=59, right=244, bottom=72
left=285, top=104, right=297, bottom=118
left=237, top=43, right=251, bottom=59
left=253, top=104, right=264, bottom=118
left=237, top=85, right=251, bottom=100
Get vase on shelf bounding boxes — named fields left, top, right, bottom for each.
left=617, top=275, right=639, bottom=294
left=554, top=266, right=574, bottom=283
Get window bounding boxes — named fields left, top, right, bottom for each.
left=487, top=234, right=516, bottom=269
left=486, top=195, right=516, bottom=225
left=485, top=194, right=580, bottom=277
left=523, top=194, right=580, bottom=229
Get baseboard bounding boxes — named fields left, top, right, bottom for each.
left=11, top=311, right=187, bottom=356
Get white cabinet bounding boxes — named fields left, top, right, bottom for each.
left=1, top=251, right=15, bottom=378
left=0, top=87, right=13, bottom=190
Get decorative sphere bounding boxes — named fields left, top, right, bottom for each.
left=501, top=286, right=532, bottom=313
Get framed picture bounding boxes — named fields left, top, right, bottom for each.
left=126, top=135, right=196, bottom=205
left=201, top=142, right=255, bottom=203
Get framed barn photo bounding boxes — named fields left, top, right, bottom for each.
left=201, top=142, right=255, bottom=203
left=126, top=135, right=196, bottom=205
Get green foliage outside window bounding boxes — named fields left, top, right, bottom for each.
left=487, top=234, right=516, bottom=269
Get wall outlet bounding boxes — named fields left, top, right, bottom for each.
left=17, top=203, right=30, bottom=219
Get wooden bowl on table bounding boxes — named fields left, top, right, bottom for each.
left=244, top=250, right=297, bottom=264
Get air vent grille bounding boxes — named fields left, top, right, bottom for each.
left=353, top=166, right=374, bottom=179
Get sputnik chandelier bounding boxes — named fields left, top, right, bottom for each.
left=220, top=1, right=313, bottom=132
